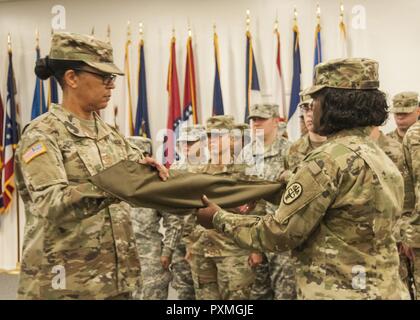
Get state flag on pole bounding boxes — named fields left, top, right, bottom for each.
left=3, top=49, right=21, bottom=212
left=273, top=25, right=287, bottom=121
left=314, top=21, right=322, bottom=75
left=288, top=22, right=301, bottom=121
left=124, top=36, right=135, bottom=136
left=164, top=36, right=182, bottom=168
left=134, top=37, right=151, bottom=138
left=182, top=34, right=198, bottom=126
left=47, top=76, right=59, bottom=108
left=212, top=30, right=224, bottom=116
left=0, top=90, right=4, bottom=213
left=245, top=30, right=260, bottom=122
left=31, top=47, right=47, bottom=120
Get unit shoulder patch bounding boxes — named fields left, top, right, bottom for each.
left=283, top=182, right=303, bottom=205
left=22, top=142, right=47, bottom=164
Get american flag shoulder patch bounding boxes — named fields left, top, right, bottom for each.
left=23, top=142, right=47, bottom=164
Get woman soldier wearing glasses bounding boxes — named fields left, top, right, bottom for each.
left=15, top=32, right=168, bottom=300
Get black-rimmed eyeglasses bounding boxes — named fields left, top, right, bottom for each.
left=73, top=68, right=117, bottom=86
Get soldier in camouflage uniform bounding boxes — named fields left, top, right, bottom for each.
left=401, top=120, right=420, bottom=299
left=127, top=136, right=183, bottom=300
left=15, top=32, right=168, bottom=299
left=237, top=104, right=294, bottom=300
left=369, top=127, right=416, bottom=296
left=383, top=92, right=419, bottom=298
left=187, top=116, right=256, bottom=300
left=285, top=93, right=327, bottom=172
left=198, top=58, right=410, bottom=299
left=387, top=92, right=420, bottom=144
left=169, top=125, right=208, bottom=300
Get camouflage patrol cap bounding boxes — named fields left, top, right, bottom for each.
left=298, top=89, right=313, bottom=108
left=390, top=91, right=419, bottom=113
left=126, top=136, right=152, bottom=155
left=305, top=58, right=380, bottom=95
left=206, top=115, right=235, bottom=133
left=49, top=32, right=124, bottom=75
left=248, top=104, right=280, bottom=120
left=178, top=124, right=206, bottom=142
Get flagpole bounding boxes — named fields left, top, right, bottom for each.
left=7, top=33, right=21, bottom=274
left=246, top=9, right=250, bottom=33
left=317, top=3, right=321, bottom=24
left=125, top=21, right=134, bottom=136
left=293, top=7, right=299, bottom=46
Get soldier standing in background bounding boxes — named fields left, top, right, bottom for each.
left=402, top=119, right=420, bottom=299
left=237, top=104, right=293, bottom=300
left=197, top=58, right=410, bottom=299
left=169, top=125, right=208, bottom=300
left=187, top=116, right=256, bottom=300
left=387, top=92, right=420, bottom=144
left=127, top=136, right=183, bottom=300
left=285, top=93, right=327, bottom=172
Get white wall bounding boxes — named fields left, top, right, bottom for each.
left=1, top=0, right=420, bottom=269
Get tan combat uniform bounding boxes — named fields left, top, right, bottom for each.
left=16, top=105, right=142, bottom=299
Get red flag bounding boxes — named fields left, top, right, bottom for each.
left=182, top=34, right=198, bottom=125
left=164, top=36, right=181, bottom=168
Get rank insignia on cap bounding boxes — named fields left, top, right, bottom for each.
left=23, top=142, right=47, bottom=164
left=283, top=183, right=303, bottom=205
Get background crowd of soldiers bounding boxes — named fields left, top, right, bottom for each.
left=129, top=91, right=420, bottom=300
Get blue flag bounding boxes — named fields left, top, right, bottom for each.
left=288, top=24, right=301, bottom=120
left=245, top=31, right=260, bottom=122
left=314, top=23, right=322, bottom=77
left=134, top=40, right=151, bottom=138
left=31, top=47, right=47, bottom=120
left=213, top=31, right=224, bottom=116
left=48, top=76, right=59, bottom=107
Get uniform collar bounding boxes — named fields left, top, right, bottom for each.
left=50, top=104, right=113, bottom=140
left=328, top=127, right=373, bottom=141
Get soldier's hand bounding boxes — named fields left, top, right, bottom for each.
left=160, top=256, right=171, bottom=270
left=196, top=195, right=220, bottom=229
left=248, top=252, right=263, bottom=267
left=142, top=156, right=169, bottom=181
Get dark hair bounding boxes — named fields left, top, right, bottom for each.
left=35, top=56, right=86, bottom=88
left=314, top=88, right=389, bottom=136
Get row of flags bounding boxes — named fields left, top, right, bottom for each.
left=136, top=14, right=348, bottom=167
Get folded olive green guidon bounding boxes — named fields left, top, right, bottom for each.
left=88, top=160, right=285, bottom=212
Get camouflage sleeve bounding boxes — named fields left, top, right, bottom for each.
left=160, top=211, right=184, bottom=258
left=16, top=131, right=116, bottom=224
left=123, top=137, right=145, bottom=162
left=400, top=132, right=420, bottom=247
left=213, top=156, right=339, bottom=253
